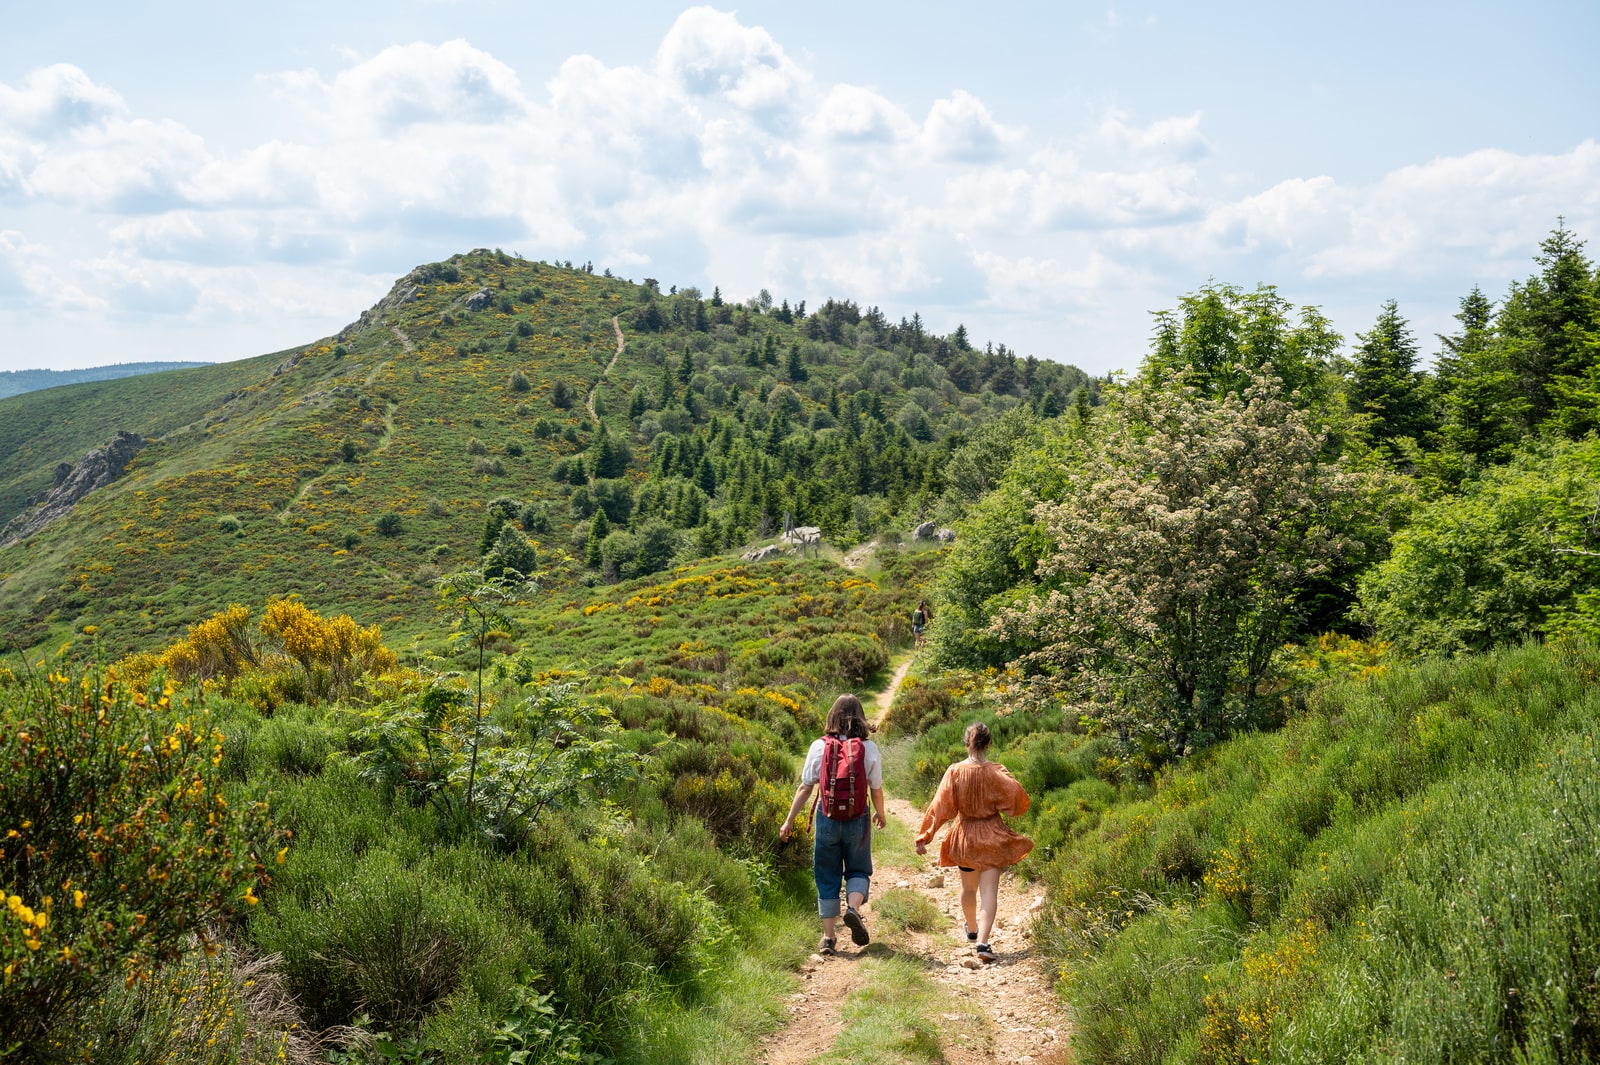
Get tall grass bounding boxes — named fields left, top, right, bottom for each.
left=1032, top=638, right=1600, bottom=1064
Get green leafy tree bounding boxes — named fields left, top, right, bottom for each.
left=482, top=525, right=538, bottom=581
left=1145, top=282, right=1340, bottom=408
left=1358, top=436, right=1600, bottom=655
left=997, top=372, right=1373, bottom=759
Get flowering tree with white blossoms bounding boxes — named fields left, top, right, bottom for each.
left=996, top=371, right=1374, bottom=760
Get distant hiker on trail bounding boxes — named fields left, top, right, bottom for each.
left=911, top=600, right=930, bottom=649
left=778, top=694, right=887, bottom=956
left=914, top=721, right=1032, bottom=963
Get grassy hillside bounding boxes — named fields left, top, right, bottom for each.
left=0, top=354, right=282, bottom=528
left=0, top=250, right=1088, bottom=659
left=3, top=548, right=932, bottom=1063
left=0, top=362, right=213, bottom=402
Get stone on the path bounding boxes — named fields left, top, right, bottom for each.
left=896, top=880, right=911, bottom=889
left=925, top=873, right=945, bottom=888
left=960, top=957, right=983, bottom=969
left=806, top=953, right=826, bottom=965
left=1028, top=895, right=1046, bottom=913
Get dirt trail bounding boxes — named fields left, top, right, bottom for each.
left=760, top=658, right=1070, bottom=1065
left=586, top=316, right=625, bottom=426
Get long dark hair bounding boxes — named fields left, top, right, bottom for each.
left=825, top=694, right=872, bottom=740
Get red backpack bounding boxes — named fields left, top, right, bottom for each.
left=818, top=735, right=869, bottom=821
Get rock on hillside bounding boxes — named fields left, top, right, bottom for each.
left=0, top=431, right=145, bottom=546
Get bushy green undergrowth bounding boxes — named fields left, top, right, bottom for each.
left=500, top=552, right=930, bottom=858
left=1028, top=639, right=1600, bottom=1064
left=4, top=543, right=940, bottom=1062
left=0, top=664, right=281, bottom=1059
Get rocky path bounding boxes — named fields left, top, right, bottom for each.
left=759, top=656, right=1070, bottom=1064
left=586, top=316, right=625, bottom=426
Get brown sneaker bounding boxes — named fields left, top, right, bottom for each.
left=818, top=936, right=836, bottom=956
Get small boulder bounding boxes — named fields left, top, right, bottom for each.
left=465, top=288, right=494, bottom=311
left=912, top=521, right=937, bottom=541
left=935, top=527, right=957, bottom=542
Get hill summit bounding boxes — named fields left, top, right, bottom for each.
left=0, top=250, right=1092, bottom=657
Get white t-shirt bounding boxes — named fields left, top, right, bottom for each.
left=800, top=737, right=883, bottom=789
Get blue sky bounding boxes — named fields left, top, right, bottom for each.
left=2, top=1, right=1596, bottom=374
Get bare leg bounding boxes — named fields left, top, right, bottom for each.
left=848, top=890, right=866, bottom=911
left=959, top=869, right=979, bottom=936
left=976, top=868, right=1001, bottom=945
left=822, top=916, right=837, bottom=940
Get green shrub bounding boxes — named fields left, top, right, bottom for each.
left=375, top=511, right=404, bottom=537
left=0, top=666, right=278, bottom=1054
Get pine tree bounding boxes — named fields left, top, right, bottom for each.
left=786, top=343, right=807, bottom=382
left=678, top=346, right=694, bottom=385
left=1499, top=220, right=1600, bottom=435
left=585, top=509, right=610, bottom=568
left=657, top=362, right=674, bottom=405
left=479, top=512, right=505, bottom=558
left=1347, top=299, right=1431, bottom=451
left=1435, top=287, right=1524, bottom=465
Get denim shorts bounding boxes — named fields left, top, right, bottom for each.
left=813, top=811, right=873, bottom=917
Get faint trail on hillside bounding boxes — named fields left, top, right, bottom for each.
left=760, top=650, right=1070, bottom=1065
left=274, top=342, right=401, bottom=524
left=586, top=316, right=625, bottom=426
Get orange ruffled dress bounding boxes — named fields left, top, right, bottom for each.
left=915, top=760, right=1034, bottom=870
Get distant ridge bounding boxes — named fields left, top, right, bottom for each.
left=0, top=362, right=213, bottom=400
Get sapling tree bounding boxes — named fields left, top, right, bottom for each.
left=433, top=570, right=528, bottom=811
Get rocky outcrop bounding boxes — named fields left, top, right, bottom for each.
left=912, top=522, right=956, bottom=543
left=336, top=272, right=424, bottom=341
left=1, top=432, right=146, bottom=546
left=464, top=288, right=494, bottom=311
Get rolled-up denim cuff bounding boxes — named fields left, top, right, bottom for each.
left=818, top=896, right=842, bottom=918
left=846, top=876, right=871, bottom=904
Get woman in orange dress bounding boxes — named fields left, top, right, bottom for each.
left=914, top=722, right=1032, bottom=962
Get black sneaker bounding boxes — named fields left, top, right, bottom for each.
left=843, top=906, right=870, bottom=946
left=818, top=936, right=836, bottom=956
left=966, top=927, right=978, bottom=943
left=976, top=943, right=997, bottom=963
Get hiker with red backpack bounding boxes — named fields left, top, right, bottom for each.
left=778, top=694, right=887, bottom=955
